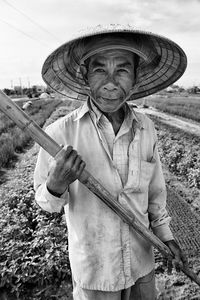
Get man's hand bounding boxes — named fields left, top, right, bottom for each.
left=46, top=145, right=86, bottom=196
left=164, top=239, right=188, bottom=274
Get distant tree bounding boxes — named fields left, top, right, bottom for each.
left=187, top=86, right=200, bottom=94
left=23, top=88, right=28, bottom=94
left=178, top=87, right=185, bottom=92
left=3, top=88, right=12, bottom=96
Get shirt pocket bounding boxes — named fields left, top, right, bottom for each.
left=139, top=159, right=156, bottom=192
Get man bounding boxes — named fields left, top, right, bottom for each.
left=34, top=25, right=187, bottom=299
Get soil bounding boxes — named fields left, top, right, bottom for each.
left=137, top=107, right=200, bottom=137
left=0, top=106, right=200, bottom=299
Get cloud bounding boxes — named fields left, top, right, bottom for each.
left=6, top=0, right=200, bottom=40
left=1, top=0, right=200, bottom=88
left=118, top=0, right=200, bottom=34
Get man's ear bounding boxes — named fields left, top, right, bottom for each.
left=80, top=64, right=88, bottom=83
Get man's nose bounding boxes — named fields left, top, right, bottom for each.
left=103, top=81, right=118, bottom=91
left=103, top=73, right=118, bottom=91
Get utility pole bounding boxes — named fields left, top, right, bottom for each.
left=19, top=77, right=23, bottom=95
left=27, top=77, right=30, bottom=89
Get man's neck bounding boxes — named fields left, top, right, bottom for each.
left=89, top=99, right=126, bottom=135
left=103, top=107, right=125, bottom=135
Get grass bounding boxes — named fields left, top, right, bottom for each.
left=133, top=94, right=200, bottom=123
left=0, top=98, right=62, bottom=168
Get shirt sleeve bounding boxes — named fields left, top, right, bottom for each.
left=148, top=128, right=174, bottom=242
left=33, top=126, right=69, bottom=213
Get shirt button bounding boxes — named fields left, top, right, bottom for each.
left=123, top=244, right=127, bottom=250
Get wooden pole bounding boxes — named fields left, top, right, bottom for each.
left=0, top=89, right=199, bottom=287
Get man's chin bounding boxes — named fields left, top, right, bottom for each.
left=97, top=102, right=124, bottom=114
left=90, top=95, right=126, bottom=112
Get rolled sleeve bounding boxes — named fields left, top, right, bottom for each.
left=148, top=143, right=174, bottom=242
left=35, top=182, right=68, bottom=213
left=34, top=128, right=69, bottom=213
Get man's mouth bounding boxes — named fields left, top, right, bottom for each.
left=100, top=96, right=119, bottom=101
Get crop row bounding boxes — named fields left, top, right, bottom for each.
left=0, top=187, right=71, bottom=299
left=0, top=102, right=73, bottom=300
left=0, top=99, right=62, bottom=169
left=134, top=95, right=200, bottom=123
left=152, top=115, right=200, bottom=191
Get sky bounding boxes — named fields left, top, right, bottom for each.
left=0, top=0, right=200, bottom=89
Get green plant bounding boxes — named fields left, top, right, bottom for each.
left=153, top=116, right=200, bottom=194
left=0, top=187, right=71, bottom=299
left=0, top=99, right=62, bottom=168
left=0, top=100, right=76, bottom=299
left=0, top=133, right=16, bottom=168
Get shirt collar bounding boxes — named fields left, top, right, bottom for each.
left=88, top=98, right=102, bottom=123
left=73, top=98, right=144, bottom=130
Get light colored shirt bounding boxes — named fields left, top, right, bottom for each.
left=34, top=100, right=174, bottom=292
left=89, top=100, right=134, bottom=185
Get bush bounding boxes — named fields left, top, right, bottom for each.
left=0, top=188, right=71, bottom=299
left=0, top=133, right=16, bottom=168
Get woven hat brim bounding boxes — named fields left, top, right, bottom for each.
left=42, top=26, right=187, bottom=100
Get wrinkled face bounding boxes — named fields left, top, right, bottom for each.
left=86, top=49, right=135, bottom=113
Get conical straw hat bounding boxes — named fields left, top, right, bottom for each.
left=42, top=24, right=187, bottom=101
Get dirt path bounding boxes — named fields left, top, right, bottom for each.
left=136, top=107, right=200, bottom=137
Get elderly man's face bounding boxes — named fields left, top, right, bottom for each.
left=86, top=49, right=135, bottom=113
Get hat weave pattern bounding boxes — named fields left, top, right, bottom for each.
left=42, top=24, right=187, bottom=100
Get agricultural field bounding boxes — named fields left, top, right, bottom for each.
left=0, top=95, right=200, bottom=299
left=150, top=114, right=200, bottom=206
left=133, top=93, right=200, bottom=123
left=0, top=98, right=62, bottom=170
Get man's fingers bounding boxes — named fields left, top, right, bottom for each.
left=176, top=252, right=188, bottom=272
left=173, top=259, right=181, bottom=272
left=67, top=149, right=78, bottom=165
left=55, top=145, right=73, bottom=160
left=52, top=145, right=86, bottom=181
left=162, top=256, right=168, bottom=267
left=180, top=253, right=188, bottom=265
left=65, top=150, right=86, bottom=178
left=72, top=155, right=83, bottom=170
left=172, top=251, right=187, bottom=272
left=65, top=145, right=74, bottom=157
left=167, top=258, right=173, bottom=275
left=164, top=240, right=188, bottom=274
left=76, top=161, right=86, bottom=178
left=57, top=146, right=78, bottom=165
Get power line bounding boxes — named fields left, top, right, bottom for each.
left=2, top=0, right=61, bottom=43
left=0, top=18, right=50, bottom=47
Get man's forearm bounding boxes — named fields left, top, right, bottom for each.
left=35, top=182, right=68, bottom=213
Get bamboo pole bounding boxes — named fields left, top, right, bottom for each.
left=0, top=89, right=199, bottom=287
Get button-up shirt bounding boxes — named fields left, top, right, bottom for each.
left=89, top=100, right=134, bottom=186
left=34, top=100, right=174, bottom=292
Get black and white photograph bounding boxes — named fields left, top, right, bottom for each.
left=0, top=1, right=200, bottom=299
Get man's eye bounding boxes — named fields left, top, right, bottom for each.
left=94, top=68, right=105, bottom=73
left=118, top=69, right=128, bottom=73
